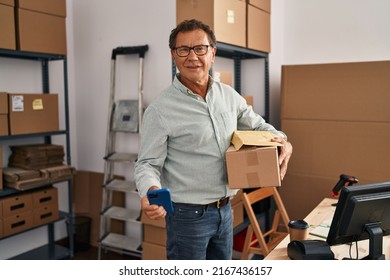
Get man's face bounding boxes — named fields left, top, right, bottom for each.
left=171, top=29, right=216, bottom=87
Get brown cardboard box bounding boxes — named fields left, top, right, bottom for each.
left=230, top=189, right=243, bottom=205
left=247, top=4, right=271, bottom=53
left=142, top=241, right=167, bottom=260
left=278, top=174, right=338, bottom=219
left=226, top=145, right=280, bottom=189
left=32, top=187, right=58, bottom=208
left=282, top=120, right=390, bottom=182
left=226, top=131, right=281, bottom=189
left=8, top=93, right=59, bottom=135
left=17, top=0, right=66, bottom=17
left=281, top=61, right=390, bottom=122
left=3, top=211, right=33, bottom=237
left=16, top=8, right=67, bottom=55
left=232, top=200, right=244, bottom=228
left=214, top=71, right=233, bottom=86
left=0, top=0, right=14, bottom=6
left=248, top=0, right=271, bottom=13
left=280, top=61, right=390, bottom=219
left=73, top=170, right=125, bottom=247
left=0, top=3, right=16, bottom=50
left=176, top=0, right=246, bottom=48
left=0, top=219, right=3, bottom=238
left=243, top=95, right=253, bottom=107
left=2, top=193, right=33, bottom=218
left=0, top=93, right=9, bottom=136
left=141, top=211, right=166, bottom=246
left=33, top=202, right=59, bottom=227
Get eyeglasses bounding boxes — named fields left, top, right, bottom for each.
left=173, top=45, right=211, bottom=57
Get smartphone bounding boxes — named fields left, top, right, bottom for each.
left=147, top=188, right=174, bottom=215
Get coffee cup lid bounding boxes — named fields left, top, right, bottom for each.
left=288, top=219, right=309, bottom=230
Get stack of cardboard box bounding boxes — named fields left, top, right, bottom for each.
left=16, top=0, right=67, bottom=55
left=0, top=0, right=67, bottom=54
left=176, top=0, right=271, bottom=53
left=0, top=186, right=59, bottom=238
left=280, top=61, right=390, bottom=219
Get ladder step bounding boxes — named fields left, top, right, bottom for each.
left=105, top=152, right=138, bottom=162
left=106, top=179, right=137, bottom=193
left=101, top=233, right=142, bottom=254
left=104, top=206, right=140, bottom=221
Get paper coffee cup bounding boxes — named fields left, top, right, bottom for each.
left=288, top=219, right=309, bottom=241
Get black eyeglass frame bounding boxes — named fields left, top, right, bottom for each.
left=173, top=44, right=213, bottom=57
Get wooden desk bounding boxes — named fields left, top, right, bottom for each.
left=265, top=198, right=390, bottom=260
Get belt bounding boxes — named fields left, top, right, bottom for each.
left=173, top=197, right=230, bottom=209
left=208, top=197, right=230, bottom=208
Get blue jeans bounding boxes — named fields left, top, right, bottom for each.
left=165, top=202, right=233, bottom=260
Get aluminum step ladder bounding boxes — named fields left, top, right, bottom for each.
left=98, top=45, right=148, bottom=259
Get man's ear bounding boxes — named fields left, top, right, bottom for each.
left=211, top=46, right=217, bottom=63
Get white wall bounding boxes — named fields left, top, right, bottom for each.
left=1, top=0, right=389, bottom=259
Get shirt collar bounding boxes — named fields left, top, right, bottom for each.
left=173, top=73, right=215, bottom=98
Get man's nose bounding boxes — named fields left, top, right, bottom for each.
left=187, top=49, right=198, bottom=59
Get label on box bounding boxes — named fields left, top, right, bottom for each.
left=227, top=10, right=235, bottom=23
left=32, top=99, right=44, bottom=110
left=12, top=96, right=24, bottom=112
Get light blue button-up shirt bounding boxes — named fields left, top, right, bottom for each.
left=135, top=74, right=286, bottom=204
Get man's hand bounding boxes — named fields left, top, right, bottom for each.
left=141, top=186, right=167, bottom=220
left=271, top=137, right=293, bottom=180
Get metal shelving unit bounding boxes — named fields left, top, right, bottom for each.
left=0, top=48, right=74, bottom=260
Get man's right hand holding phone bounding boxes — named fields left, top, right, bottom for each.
left=141, top=186, right=167, bottom=220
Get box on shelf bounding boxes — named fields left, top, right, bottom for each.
left=243, top=95, right=253, bottom=107
left=214, top=71, right=233, bottom=87
left=3, top=211, right=34, bottom=237
left=16, top=0, right=66, bottom=16
left=176, top=0, right=246, bottom=48
left=8, top=93, right=59, bottom=135
left=1, top=192, right=33, bottom=218
left=32, top=187, right=58, bottom=208
left=33, top=202, right=59, bottom=227
left=0, top=93, right=9, bottom=136
left=248, top=0, right=271, bottom=13
left=226, top=131, right=281, bottom=189
left=16, top=0, right=67, bottom=55
left=247, top=3, right=271, bottom=53
left=0, top=2, right=16, bottom=50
